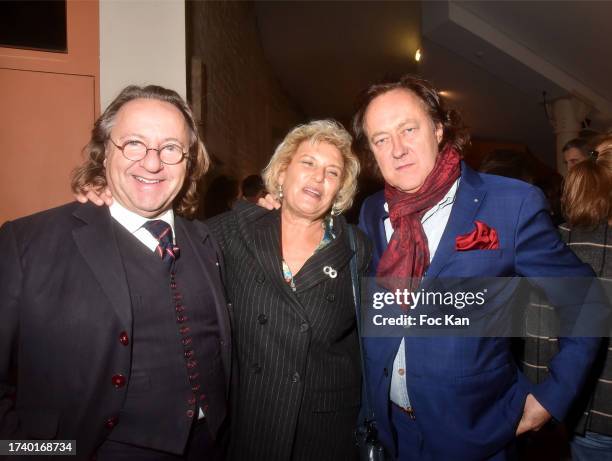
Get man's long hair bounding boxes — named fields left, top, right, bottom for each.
left=351, top=75, right=470, bottom=173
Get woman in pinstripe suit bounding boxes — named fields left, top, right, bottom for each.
left=208, top=120, right=371, bottom=461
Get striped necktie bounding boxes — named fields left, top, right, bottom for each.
left=143, top=219, right=205, bottom=416
left=143, top=220, right=180, bottom=271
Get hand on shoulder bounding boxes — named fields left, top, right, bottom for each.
left=257, top=193, right=281, bottom=210
left=75, top=185, right=113, bottom=207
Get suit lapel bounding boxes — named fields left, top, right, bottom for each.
left=248, top=210, right=309, bottom=321
left=365, top=192, right=389, bottom=272
left=294, top=222, right=354, bottom=294
left=72, top=203, right=132, bottom=327
left=374, top=205, right=389, bottom=269
left=426, top=164, right=486, bottom=279
left=177, top=217, right=233, bottom=387
left=175, top=218, right=224, bottom=309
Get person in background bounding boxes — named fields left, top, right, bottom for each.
left=240, top=174, right=266, bottom=203
left=563, top=137, right=591, bottom=171
left=525, top=134, right=612, bottom=460
left=563, top=135, right=612, bottom=460
left=478, top=149, right=565, bottom=226
left=203, top=175, right=240, bottom=218
left=1, top=85, right=231, bottom=460
left=478, top=149, right=536, bottom=184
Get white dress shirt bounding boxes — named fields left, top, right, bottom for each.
left=109, top=202, right=176, bottom=250
left=387, top=179, right=460, bottom=410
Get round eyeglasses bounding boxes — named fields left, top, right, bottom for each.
left=110, top=139, right=188, bottom=165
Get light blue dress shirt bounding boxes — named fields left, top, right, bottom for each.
left=385, top=179, right=459, bottom=410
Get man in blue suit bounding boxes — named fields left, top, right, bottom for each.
left=351, top=75, right=603, bottom=460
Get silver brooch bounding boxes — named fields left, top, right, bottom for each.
left=323, top=266, right=337, bottom=279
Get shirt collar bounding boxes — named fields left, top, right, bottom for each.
left=109, top=201, right=175, bottom=236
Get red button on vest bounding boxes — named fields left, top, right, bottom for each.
left=119, top=332, right=129, bottom=346
left=105, top=415, right=119, bottom=428
left=111, top=374, right=126, bottom=388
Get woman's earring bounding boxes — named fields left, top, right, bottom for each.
left=278, top=184, right=284, bottom=200
left=331, top=202, right=340, bottom=216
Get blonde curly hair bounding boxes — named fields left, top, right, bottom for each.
left=262, top=120, right=360, bottom=214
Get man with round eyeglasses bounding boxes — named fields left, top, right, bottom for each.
left=0, top=85, right=231, bottom=460
left=109, top=138, right=189, bottom=165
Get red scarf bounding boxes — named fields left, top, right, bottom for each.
left=377, top=145, right=461, bottom=292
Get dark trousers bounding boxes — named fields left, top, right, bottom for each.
left=96, top=418, right=227, bottom=461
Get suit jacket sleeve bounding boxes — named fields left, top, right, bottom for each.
left=353, top=225, right=373, bottom=276
left=514, top=187, right=604, bottom=421
left=358, top=196, right=381, bottom=276
left=0, top=222, right=25, bottom=437
left=358, top=197, right=374, bottom=240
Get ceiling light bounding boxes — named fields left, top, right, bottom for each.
left=438, top=90, right=457, bottom=100
left=414, top=48, right=422, bottom=62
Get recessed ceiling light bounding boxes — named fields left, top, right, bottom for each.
left=439, top=91, right=457, bottom=100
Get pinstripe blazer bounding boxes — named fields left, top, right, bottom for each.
left=207, top=201, right=371, bottom=461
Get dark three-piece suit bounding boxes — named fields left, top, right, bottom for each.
left=0, top=202, right=231, bottom=460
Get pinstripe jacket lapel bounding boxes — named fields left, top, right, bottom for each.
left=243, top=208, right=310, bottom=321
left=293, top=222, right=354, bottom=294
left=232, top=203, right=356, bottom=318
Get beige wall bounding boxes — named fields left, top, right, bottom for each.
left=99, top=0, right=186, bottom=109
left=188, top=1, right=303, bottom=190
left=0, top=1, right=99, bottom=222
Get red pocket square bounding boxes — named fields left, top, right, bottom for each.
left=455, top=220, right=499, bottom=251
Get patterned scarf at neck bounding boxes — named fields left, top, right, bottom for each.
left=377, top=144, right=461, bottom=292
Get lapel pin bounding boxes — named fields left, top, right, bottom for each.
left=323, top=266, right=337, bottom=279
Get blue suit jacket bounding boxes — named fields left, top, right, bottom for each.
left=358, top=163, right=602, bottom=460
